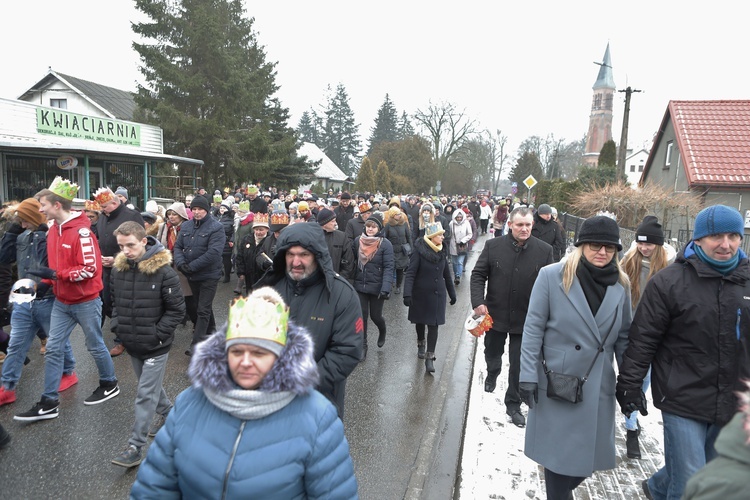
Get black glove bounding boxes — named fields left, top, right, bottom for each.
left=616, top=388, right=648, bottom=417
left=378, top=291, right=390, bottom=300
left=403, top=296, right=412, bottom=307
left=449, top=297, right=456, bottom=305
left=177, top=263, right=191, bottom=275
left=6, top=223, right=24, bottom=235
left=519, top=382, right=539, bottom=409
left=260, top=259, right=273, bottom=271
left=36, top=282, right=52, bottom=298
left=27, top=267, right=56, bottom=280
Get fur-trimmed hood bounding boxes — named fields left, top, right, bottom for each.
left=113, top=236, right=172, bottom=274
left=188, top=321, right=319, bottom=395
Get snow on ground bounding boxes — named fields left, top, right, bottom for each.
left=458, top=337, right=665, bottom=499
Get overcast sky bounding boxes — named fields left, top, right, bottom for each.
left=3, top=1, right=747, bottom=168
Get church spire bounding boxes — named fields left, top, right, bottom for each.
left=593, top=43, right=615, bottom=90
left=583, top=43, right=616, bottom=166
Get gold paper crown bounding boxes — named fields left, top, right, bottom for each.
left=270, top=211, right=290, bottom=226
left=254, top=212, right=269, bottom=225
left=238, top=200, right=250, bottom=212
left=94, top=187, right=116, bottom=205
left=84, top=200, right=101, bottom=212
left=226, top=293, right=289, bottom=347
left=49, top=176, right=79, bottom=201
left=358, top=201, right=372, bottom=213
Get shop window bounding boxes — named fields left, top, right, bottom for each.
left=50, top=99, right=67, bottom=109
left=105, top=162, right=144, bottom=209
left=5, top=155, right=80, bottom=201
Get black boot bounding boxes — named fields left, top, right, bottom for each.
left=484, top=372, right=498, bottom=393
left=361, top=332, right=368, bottom=361
left=425, top=352, right=435, bottom=373
left=377, top=330, right=386, bottom=348
left=626, top=429, right=642, bottom=459
left=417, top=340, right=426, bottom=359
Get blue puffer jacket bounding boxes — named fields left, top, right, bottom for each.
left=352, top=234, right=394, bottom=296
left=173, top=215, right=225, bottom=281
left=131, top=318, right=358, bottom=500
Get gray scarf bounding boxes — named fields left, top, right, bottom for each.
left=203, top=386, right=295, bottom=420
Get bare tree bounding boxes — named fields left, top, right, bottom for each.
left=413, top=101, right=476, bottom=178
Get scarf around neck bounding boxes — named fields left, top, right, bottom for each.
left=577, top=257, right=619, bottom=316
left=203, top=385, right=295, bottom=420
left=358, top=235, right=381, bottom=268
left=424, top=234, right=443, bottom=252
left=688, top=240, right=743, bottom=275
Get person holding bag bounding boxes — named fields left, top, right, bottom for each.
left=518, top=215, right=632, bottom=500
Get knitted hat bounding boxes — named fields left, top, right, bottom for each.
left=253, top=213, right=269, bottom=229
left=15, top=198, right=46, bottom=227
left=141, top=211, right=157, bottom=224
left=421, top=202, right=435, bottom=214
left=317, top=208, right=336, bottom=226
left=341, top=191, right=352, bottom=200
left=693, top=205, right=745, bottom=240
left=115, top=186, right=128, bottom=199
left=166, top=202, right=189, bottom=220
left=190, top=195, right=211, bottom=212
left=575, top=215, right=622, bottom=251
left=225, top=287, right=289, bottom=356
left=366, top=211, right=384, bottom=231
left=425, top=222, right=445, bottom=238
left=635, top=215, right=665, bottom=245
left=145, top=200, right=158, bottom=214
left=297, top=201, right=310, bottom=212
left=537, top=204, right=552, bottom=215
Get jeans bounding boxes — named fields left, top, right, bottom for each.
left=452, top=253, right=467, bottom=279
left=484, top=330, right=522, bottom=413
left=129, top=354, right=171, bottom=448
left=1, top=298, right=75, bottom=391
left=43, top=297, right=116, bottom=401
left=647, top=411, right=721, bottom=500
left=624, top=367, right=651, bottom=430
left=188, top=279, right=218, bottom=346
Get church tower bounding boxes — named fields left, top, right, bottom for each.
left=583, top=43, right=615, bottom=166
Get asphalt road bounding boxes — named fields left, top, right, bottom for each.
left=0, top=238, right=484, bottom=499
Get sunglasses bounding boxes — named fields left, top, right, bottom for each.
left=588, top=243, right=617, bottom=254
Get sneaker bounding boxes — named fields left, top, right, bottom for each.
left=84, top=383, right=120, bottom=405
left=14, top=398, right=59, bottom=422
left=111, top=445, right=142, bottom=468
left=59, top=372, right=79, bottom=392
left=0, top=386, right=16, bottom=406
left=148, top=412, right=168, bottom=437
left=641, top=479, right=653, bottom=500
left=40, top=337, right=48, bottom=355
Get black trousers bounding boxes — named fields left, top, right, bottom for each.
left=483, top=330, right=522, bottom=413
left=544, top=468, right=586, bottom=500
left=357, top=292, right=386, bottom=340
left=188, top=279, right=218, bottom=345
left=415, top=323, right=439, bottom=352
left=480, top=218, right=489, bottom=233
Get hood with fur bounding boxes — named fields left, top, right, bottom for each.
left=188, top=320, right=319, bottom=395
left=113, top=236, right=172, bottom=274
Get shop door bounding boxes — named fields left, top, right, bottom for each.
left=88, top=167, right=103, bottom=198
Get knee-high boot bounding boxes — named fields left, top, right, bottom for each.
left=425, top=352, right=435, bottom=373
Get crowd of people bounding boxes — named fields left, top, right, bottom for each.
left=1, top=180, right=749, bottom=500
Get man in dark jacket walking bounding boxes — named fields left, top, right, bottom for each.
left=317, top=208, right=354, bottom=279
left=617, top=205, right=750, bottom=500
left=174, top=195, right=226, bottom=355
left=470, top=206, right=553, bottom=428
left=531, top=204, right=566, bottom=261
left=268, top=222, right=363, bottom=419
left=334, top=191, right=355, bottom=232
left=110, top=222, right=185, bottom=468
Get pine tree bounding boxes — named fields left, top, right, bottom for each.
left=374, top=160, right=392, bottom=194
left=355, top=156, right=376, bottom=194
left=297, top=109, right=323, bottom=146
left=397, top=111, right=415, bottom=140
left=321, top=83, right=361, bottom=177
left=132, top=0, right=306, bottom=187
left=367, top=94, right=399, bottom=154
left=508, top=151, right=545, bottom=194
left=598, top=139, right=617, bottom=167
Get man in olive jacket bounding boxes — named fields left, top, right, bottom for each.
left=470, top=207, right=553, bottom=427
left=268, top=222, right=363, bottom=419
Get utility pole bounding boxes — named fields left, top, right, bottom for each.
left=617, top=86, right=642, bottom=178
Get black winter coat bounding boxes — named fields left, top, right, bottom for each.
left=403, top=237, right=456, bottom=326
left=531, top=212, right=566, bottom=261
left=324, top=229, right=354, bottom=279
left=218, top=211, right=235, bottom=256
left=110, top=238, right=185, bottom=359
left=617, top=246, right=750, bottom=426
left=235, top=234, right=266, bottom=290
left=334, top=204, right=355, bottom=233
left=96, top=202, right=145, bottom=258
left=470, top=234, right=553, bottom=334
left=352, top=234, right=394, bottom=296
left=384, top=220, right=413, bottom=270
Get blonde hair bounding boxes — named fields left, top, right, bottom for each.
left=562, top=245, right=630, bottom=293
left=621, top=244, right=669, bottom=308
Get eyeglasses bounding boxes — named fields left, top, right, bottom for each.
left=588, top=243, right=617, bottom=254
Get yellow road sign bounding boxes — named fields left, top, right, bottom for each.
left=523, top=175, right=537, bottom=189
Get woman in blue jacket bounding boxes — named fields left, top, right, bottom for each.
left=131, top=287, right=358, bottom=499
left=352, top=212, right=394, bottom=359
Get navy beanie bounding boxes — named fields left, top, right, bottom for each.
left=693, top=205, right=744, bottom=240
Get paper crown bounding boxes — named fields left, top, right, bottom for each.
left=238, top=200, right=250, bottom=212
left=425, top=222, right=445, bottom=238
left=49, top=176, right=79, bottom=201
left=271, top=198, right=284, bottom=211
left=213, top=195, right=222, bottom=203
left=84, top=200, right=101, bottom=212
left=297, top=201, right=309, bottom=212
left=253, top=212, right=269, bottom=227
left=93, top=187, right=116, bottom=205
left=226, top=292, right=289, bottom=349
left=358, top=201, right=372, bottom=213
left=246, top=185, right=259, bottom=195
left=270, top=210, right=290, bottom=227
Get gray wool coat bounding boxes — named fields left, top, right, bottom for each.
left=520, top=261, right=631, bottom=477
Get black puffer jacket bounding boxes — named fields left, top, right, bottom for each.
left=531, top=212, right=566, bottom=261
left=470, top=234, right=554, bottom=334
left=617, top=244, right=750, bottom=426
left=403, top=237, right=456, bottom=326
left=110, top=237, right=186, bottom=359
left=352, top=233, right=394, bottom=296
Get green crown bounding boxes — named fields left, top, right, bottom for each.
left=226, top=295, right=289, bottom=347
left=238, top=200, right=250, bottom=212
left=49, top=176, right=79, bottom=201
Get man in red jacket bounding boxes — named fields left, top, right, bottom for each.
left=15, top=177, right=120, bottom=422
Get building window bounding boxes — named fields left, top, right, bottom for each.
left=638, top=165, right=644, bottom=172
left=664, top=141, right=674, bottom=169
left=50, top=99, right=67, bottom=109
left=630, top=165, right=636, bottom=172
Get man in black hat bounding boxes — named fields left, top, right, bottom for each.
left=531, top=204, right=566, bottom=261
left=335, top=192, right=355, bottom=231
left=318, top=208, right=354, bottom=279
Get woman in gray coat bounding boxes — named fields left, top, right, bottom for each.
left=519, top=215, right=632, bottom=500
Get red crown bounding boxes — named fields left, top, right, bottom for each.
left=270, top=211, right=290, bottom=226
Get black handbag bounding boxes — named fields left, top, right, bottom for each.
left=402, top=242, right=412, bottom=255
left=541, top=327, right=612, bottom=404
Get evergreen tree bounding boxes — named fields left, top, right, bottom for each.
left=367, top=94, right=399, bottom=154
left=397, top=111, right=415, bottom=140
left=321, top=83, right=361, bottom=177
left=297, top=110, right=321, bottom=145
left=598, top=139, right=617, bottom=167
left=132, top=0, right=306, bottom=188
left=369, top=136, right=436, bottom=194
left=508, top=151, right=544, bottom=194
left=374, top=160, right=392, bottom=194
left=355, top=156, right=376, bottom=194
